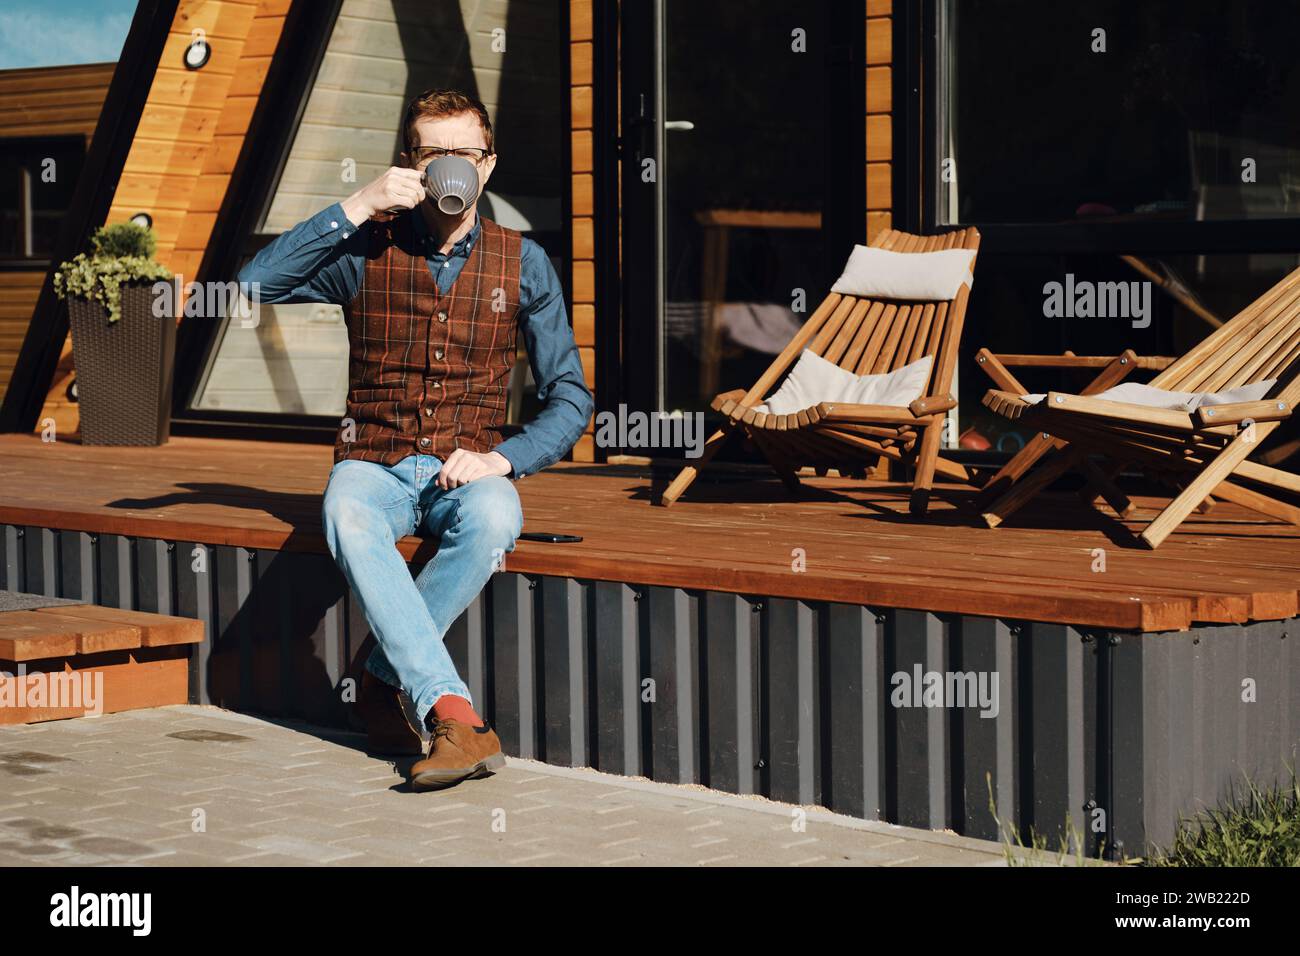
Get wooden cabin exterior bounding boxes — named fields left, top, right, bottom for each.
left=1, top=1, right=1299, bottom=857
left=0, top=0, right=895, bottom=463
left=4, top=1, right=1299, bottom=469
left=0, top=63, right=116, bottom=407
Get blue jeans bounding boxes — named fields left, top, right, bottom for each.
left=320, top=454, right=523, bottom=727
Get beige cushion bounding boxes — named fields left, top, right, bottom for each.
left=1021, top=379, right=1277, bottom=412
left=830, top=246, right=976, bottom=301
left=758, top=350, right=933, bottom=417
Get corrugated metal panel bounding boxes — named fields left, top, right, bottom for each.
left=3, top=520, right=1296, bottom=858
left=643, top=584, right=699, bottom=784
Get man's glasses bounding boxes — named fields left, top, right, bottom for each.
left=410, top=146, right=491, bottom=166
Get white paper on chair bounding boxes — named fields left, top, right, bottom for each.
left=1020, top=379, right=1278, bottom=412
left=756, top=350, right=933, bottom=417
left=829, top=246, right=976, bottom=301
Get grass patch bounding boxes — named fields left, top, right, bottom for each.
left=1145, top=768, right=1300, bottom=867
left=985, top=768, right=1300, bottom=866
left=986, top=774, right=1106, bottom=866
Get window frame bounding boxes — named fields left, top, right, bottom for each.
left=170, top=0, right=571, bottom=441
left=168, top=0, right=343, bottom=438
left=0, top=134, right=87, bottom=269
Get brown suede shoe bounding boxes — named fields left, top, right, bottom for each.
left=409, top=717, right=505, bottom=791
left=358, top=670, right=425, bottom=755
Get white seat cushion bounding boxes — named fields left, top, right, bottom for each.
left=758, top=350, right=934, bottom=417
left=1021, top=379, right=1277, bottom=412
left=830, top=246, right=976, bottom=301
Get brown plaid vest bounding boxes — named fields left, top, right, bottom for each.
left=336, top=213, right=523, bottom=466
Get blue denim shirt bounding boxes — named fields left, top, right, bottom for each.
left=237, top=202, right=593, bottom=478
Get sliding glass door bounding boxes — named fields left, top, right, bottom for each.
left=619, top=0, right=861, bottom=431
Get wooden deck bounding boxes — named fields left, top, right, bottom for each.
left=1, top=433, right=1298, bottom=632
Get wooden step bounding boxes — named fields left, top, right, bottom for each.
left=0, top=602, right=202, bottom=725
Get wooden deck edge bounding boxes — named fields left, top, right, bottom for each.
left=496, top=552, right=1196, bottom=632
left=0, top=646, right=190, bottom=724
left=13, top=504, right=1300, bottom=633
left=0, top=507, right=1208, bottom=633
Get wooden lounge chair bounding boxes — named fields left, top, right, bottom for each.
left=972, top=349, right=1174, bottom=515
left=659, top=226, right=981, bottom=514
left=980, top=264, right=1300, bottom=548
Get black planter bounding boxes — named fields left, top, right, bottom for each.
left=66, top=283, right=177, bottom=445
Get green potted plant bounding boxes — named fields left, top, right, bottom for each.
left=53, top=222, right=176, bottom=445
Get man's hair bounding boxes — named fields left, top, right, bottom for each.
left=402, top=89, right=494, bottom=155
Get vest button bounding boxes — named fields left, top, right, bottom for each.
left=435, top=349, right=443, bottom=360
left=437, top=312, right=447, bottom=322
left=419, top=437, right=430, bottom=447
left=424, top=407, right=432, bottom=416
left=432, top=381, right=441, bottom=389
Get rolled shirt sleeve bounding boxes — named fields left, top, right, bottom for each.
left=492, top=239, right=594, bottom=478
left=236, top=201, right=365, bottom=305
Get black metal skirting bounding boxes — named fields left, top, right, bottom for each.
left=3, top=521, right=1297, bottom=857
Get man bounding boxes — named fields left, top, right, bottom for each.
left=239, top=89, right=593, bottom=791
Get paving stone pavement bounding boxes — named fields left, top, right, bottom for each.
left=0, top=706, right=1067, bottom=867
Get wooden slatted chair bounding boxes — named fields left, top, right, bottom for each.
left=980, top=263, right=1300, bottom=548
left=971, top=349, right=1174, bottom=517
left=659, top=226, right=981, bottom=514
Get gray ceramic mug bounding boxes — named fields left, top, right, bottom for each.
left=424, top=155, right=481, bottom=215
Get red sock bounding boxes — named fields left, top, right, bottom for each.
left=433, top=694, right=484, bottom=727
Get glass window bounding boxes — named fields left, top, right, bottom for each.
left=937, top=0, right=1300, bottom=225
left=190, top=293, right=350, bottom=416
left=661, top=0, right=828, bottom=414
left=0, top=138, right=84, bottom=260
left=191, top=0, right=564, bottom=420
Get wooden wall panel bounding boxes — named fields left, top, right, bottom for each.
left=569, top=0, right=595, bottom=460
left=0, top=63, right=116, bottom=138
left=572, top=302, right=594, bottom=347
left=0, top=272, right=44, bottom=405
left=866, top=13, right=892, bottom=66
left=864, top=2, right=892, bottom=479
left=865, top=65, right=891, bottom=114
left=572, top=259, right=594, bottom=303
left=865, top=6, right=891, bottom=243
left=571, top=128, right=592, bottom=173
left=572, top=216, right=593, bottom=259
left=866, top=161, right=891, bottom=209
left=866, top=113, right=891, bottom=162
left=106, top=0, right=282, bottom=274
